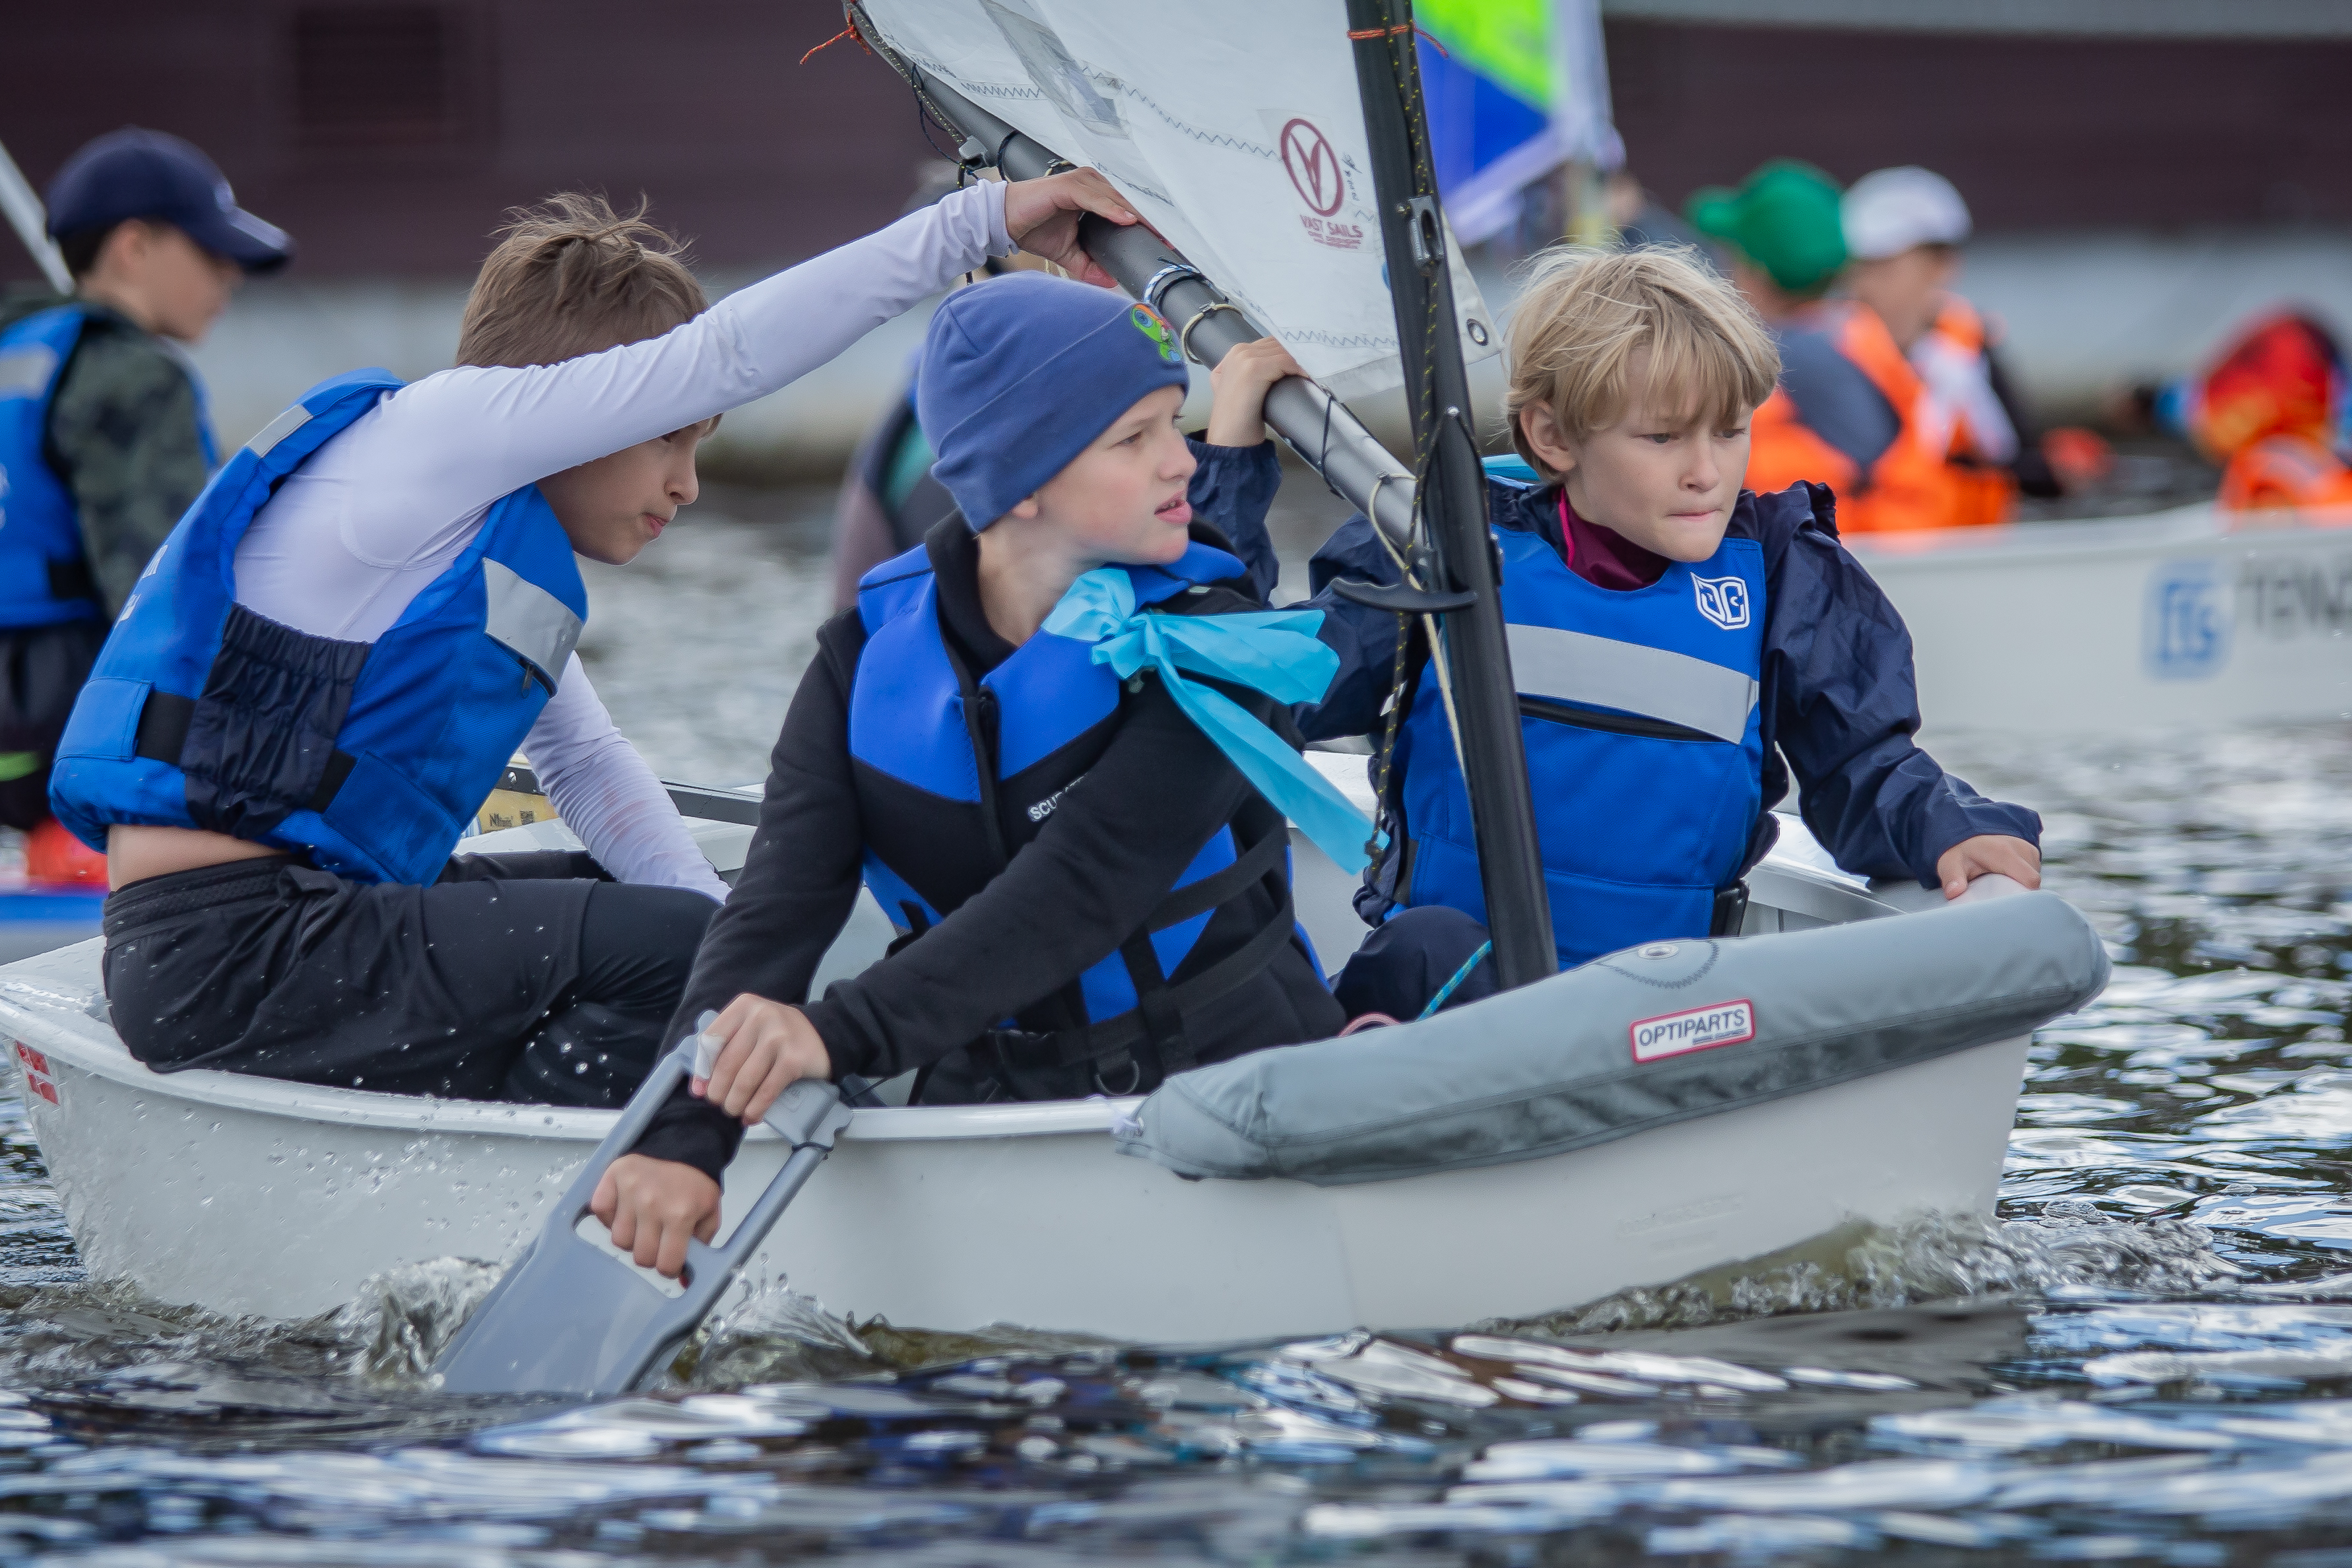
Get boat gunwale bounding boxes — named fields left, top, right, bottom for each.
left=0, top=833, right=1928, bottom=1151
left=1843, top=500, right=2352, bottom=570
left=0, top=958, right=1136, bottom=1146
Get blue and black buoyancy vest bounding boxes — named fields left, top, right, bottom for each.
left=0, top=305, right=221, bottom=629
left=49, top=370, right=588, bottom=886
left=847, top=535, right=1305, bottom=1098
left=1391, top=494, right=1767, bottom=969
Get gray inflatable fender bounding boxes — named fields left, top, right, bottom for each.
left=1115, top=890, right=2107, bottom=1186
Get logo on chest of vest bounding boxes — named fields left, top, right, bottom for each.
left=1630, top=999, right=1755, bottom=1062
left=1692, top=575, right=1751, bottom=630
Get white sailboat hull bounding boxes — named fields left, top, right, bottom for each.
left=1854, top=502, right=2352, bottom=735
left=1, top=966, right=2023, bottom=1336
left=0, top=821, right=2034, bottom=1339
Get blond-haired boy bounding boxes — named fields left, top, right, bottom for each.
left=1255, top=246, right=2041, bottom=1017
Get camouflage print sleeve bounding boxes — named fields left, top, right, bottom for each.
left=45, top=322, right=212, bottom=618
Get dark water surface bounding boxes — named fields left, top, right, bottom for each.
left=1, top=492, right=2351, bottom=1563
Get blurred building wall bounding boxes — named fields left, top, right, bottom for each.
left=13, top=7, right=2352, bottom=463
left=1606, top=20, right=2352, bottom=230
left=0, top=1, right=935, bottom=281
left=1, top=1, right=940, bottom=468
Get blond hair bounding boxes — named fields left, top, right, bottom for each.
left=455, top=193, right=706, bottom=370
left=1504, top=245, right=1779, bottom=480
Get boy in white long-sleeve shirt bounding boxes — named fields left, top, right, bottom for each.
left=53, top=172, right=1136, bottom=1179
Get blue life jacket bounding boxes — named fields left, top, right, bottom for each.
left=847, top=535, right=1309, bottom=1097
left=49, top=370, right=587, bottom=885
left=1393, top=502, right=1766, bottom=969
left=0, top=306, right=220, bottom=630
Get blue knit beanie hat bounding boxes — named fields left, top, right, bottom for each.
left=918, top=273, right=1190, bottom=530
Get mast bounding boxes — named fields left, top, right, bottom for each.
left=1344, top=0, right=1556, bottom=987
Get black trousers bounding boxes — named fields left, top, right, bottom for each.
left=102, top=850, right=717, bottom=1107
left=0, top=620, right=106, bottom=831
left=1328, top=905, right=1499, bottom=1023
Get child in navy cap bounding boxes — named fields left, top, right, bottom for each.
left=597, top=271, right=1356, bottom=1262
left=0, top=128, right=291, bottom=878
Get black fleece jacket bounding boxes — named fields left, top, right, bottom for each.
left=631, top=439, right=1340, bottom=1177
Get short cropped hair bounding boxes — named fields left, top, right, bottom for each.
left=455, top=193, right=706, bottom=370
left=55, top=224, right=120, bottom=282
left=1505, top=245, right=1780, bottom=480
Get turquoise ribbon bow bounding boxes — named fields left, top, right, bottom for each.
left=1041, top=568, right=1378, bottom=872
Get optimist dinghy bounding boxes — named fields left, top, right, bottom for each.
left=0, top=6, right=2108, bottom=1350
left=1850, top=503, right=2352, bottom=736
left=0, top=780, right=2105, bottom=1342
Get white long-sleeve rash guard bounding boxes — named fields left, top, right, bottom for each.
left=228, top=183, right=1014, bottom=902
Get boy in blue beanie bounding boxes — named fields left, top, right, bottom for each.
left=593, top=274, right=1346, bottom=1274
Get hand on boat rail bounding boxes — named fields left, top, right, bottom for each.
left=1950, top=872, right=2033, bottom=905
left=1936, top=833, right=2042, bottom=901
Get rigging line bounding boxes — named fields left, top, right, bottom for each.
left=1416, top=940, right=1491, bottom=1020
left=1359, top=469, right=1412, bottom=863
left=1317, top=383, right=1337, bottom=497
left=1372, top=467, right=1468, bottom=777
left=1344, top=21, right=1445, bottom=55
left=799, top=23, right=863, bottom=65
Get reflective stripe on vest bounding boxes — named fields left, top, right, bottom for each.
left=1398, top=519, right=1765, bottom=969
left=48, top=369, right=588, bottom=884
left=1503, top=624, right=1757, bottom=744
left=0, top=307, right=99, bottom=628
left=846, top=538, right=1301, bottom=1090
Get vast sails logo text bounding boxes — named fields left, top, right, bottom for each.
left=1277, top=117, right=1364, bottom=251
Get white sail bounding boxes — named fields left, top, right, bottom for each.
left=859, top=0, right=1500, bottom=401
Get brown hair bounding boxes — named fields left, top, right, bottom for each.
left=455, top=193, right=706, bottom=369
left=1505, top=245, right=1780, bottom=480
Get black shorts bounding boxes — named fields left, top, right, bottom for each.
left=101, top=850, right=721, bottom=1160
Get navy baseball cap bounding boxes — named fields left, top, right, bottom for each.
left=44, top=128, right=292, bottom=273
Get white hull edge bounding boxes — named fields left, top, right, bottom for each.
left=0, top=808, right=2013, bottom=1339
left=0, top=931, right=2023, bottom=1338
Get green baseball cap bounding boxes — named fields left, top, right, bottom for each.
left=1685, top=159, right=1846, bottom=295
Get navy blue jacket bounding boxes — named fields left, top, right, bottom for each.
left=1222, top=477, right=2040, bottom=890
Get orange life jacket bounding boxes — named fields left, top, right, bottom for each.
left=1746, top=302, right=1965, bottom=534
left=2217, top=432, right=2352, bottom=520
left=1917, top=298, right=2018, bottom=529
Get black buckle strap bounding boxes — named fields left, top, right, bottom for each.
left=1710, top=880, right=1751, bottom=938
left=133, top=689, right=195, bottom=765
left=992, top=870, right=1300, bottom=1082
left=133, top=688, right=358, bottom=815
left=46, top=558, right=98, bottom=607
left=1136, top=815, right=1288, bottom=934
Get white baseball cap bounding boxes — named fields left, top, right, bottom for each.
left=1841, top=166, right=1971, bottom=261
